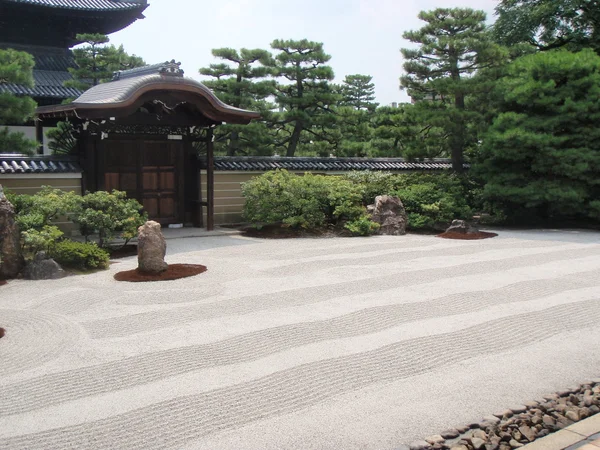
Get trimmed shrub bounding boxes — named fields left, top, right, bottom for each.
left=344, top=171, right=397, bottom=205
left=21, top=225, right=63, bottom=257
left=74, top=190, right=147, bottom=248
left=345, top=216, right=381, bottom=236
left=242, top=170, right=376, bottom=232
left=392, top=173, right=472, bottom=230
left=52, top=240, right=109, bottom=271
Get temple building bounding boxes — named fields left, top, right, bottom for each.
left=0, top=0, right=149, bottom=152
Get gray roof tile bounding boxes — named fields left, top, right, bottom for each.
left=0, top=155, right=82, bottom=175
left=205, top=157, right=467, bottom=172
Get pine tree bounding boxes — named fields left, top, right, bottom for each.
left=0, top=48, right=37, bottom=155
left=268, top=39, right=339, bottom=157
left=200, top=48, right=275, bottom=156
left=401, top=8, right=505, bottom=171
left=66, top=33, right=145, bottom=91
left=339, top=74, right=378, bottom=111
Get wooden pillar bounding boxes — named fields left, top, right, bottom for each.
left=35, top=120, right=44, bottom=155
left=206, top=127, right=215, bottom=231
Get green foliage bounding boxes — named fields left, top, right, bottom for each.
left=345, top=216, right=381, bottom=236
left=401, top=8, right=507, bottom=171
left=344, top=171, right=397, bottom=204
left=21, top=225, right=63, bottom=256
left=268, top=39, right=340, bottom=157
left=339, top=74, right=379, bottom=111
left=9, top=187, right=81, bottom=231
left=242, top=170, right=371, bottom=231
left=475, top=49, right=600, bottom=222
left=199, top=47, right=275, bottom=156
left=74, top=190, right=147, bottom=247
left=52, top=240, right=109, bottom=271
left=0, top=48, right=37, bottom=154
left=392, top=174, right=473, bottom=230
left=493, top=0, right=600, bottom=53
left=66, top=33, right=145, bottom=91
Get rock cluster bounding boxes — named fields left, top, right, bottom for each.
left=23, top=251, right=65, bottom=280
left=367, top=195, right=408, bottom=236
left=408, top=380, right=600, bottom=450
left=445, top=219, right=479, bottom=235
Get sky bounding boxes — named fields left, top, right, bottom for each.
left=109, top=0, right=499, bottom=106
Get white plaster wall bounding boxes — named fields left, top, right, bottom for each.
left=2, top=125, right=53, bottom=155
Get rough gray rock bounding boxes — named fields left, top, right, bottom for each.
left=23, top=252, right=65, bottom=280
left=367, top=195, right=407, bottom=236
left=409, top=440, right=432, bottom=450
left=137, top=221, right=168, bottom=274
left=0, top=185, right=24, bottom=279
left=445, top=219, right=479, bottom=235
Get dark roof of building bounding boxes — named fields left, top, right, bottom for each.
left=0, top=155, right=82, bottom=175
left=0, top=44, right=82, bottom=101
left=5, top=0, right=147, bottom=11
left=207, top=157, right=465, bottom=172
left=36, top=61, right=261, bottom=125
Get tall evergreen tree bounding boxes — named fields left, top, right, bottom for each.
left=401, top=8, right=505, bottom=171
left=268, top=39, right=339, bottom=157
left=200, top=48, right=275, bottom=156
left=339, top=74, right=378, bottom=111
left=66, top=33, right=145, bottom=91
left=0, top=48, right=37, bottom=155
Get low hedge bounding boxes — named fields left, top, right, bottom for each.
left=51, top=240, right=109, bottom=271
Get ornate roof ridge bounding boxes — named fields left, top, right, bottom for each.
left=112, top=60, right=184, bottom=81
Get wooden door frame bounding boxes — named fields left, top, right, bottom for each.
left=96, top=134, right=186, bottom=225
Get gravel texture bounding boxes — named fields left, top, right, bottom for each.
left=0, top=229, right=599, bottom=449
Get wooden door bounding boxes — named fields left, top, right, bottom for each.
left=141, top=141, right=180, bottom=224
left=102, top=138, right=184, bottom=225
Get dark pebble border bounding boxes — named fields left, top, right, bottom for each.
left=406, top=379, right=600, bottom=450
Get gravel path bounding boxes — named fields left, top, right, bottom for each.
left=0, top=230, right=599, bottom=449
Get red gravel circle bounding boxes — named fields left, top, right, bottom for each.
left=0, top=280, right=7, bottom=287
left=437, top=231, right=498, bottom=240
left=0, top=328, right=5, bottom=339
left=114, top=264, right=207, bottom=282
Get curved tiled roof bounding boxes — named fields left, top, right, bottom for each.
left=0, top=155, right=82, bottom=174
left=207, top=157, right=467, bottom=172
left=6, top=0, right=147, bottom=11
left=36, top=62, right=262, bottom=125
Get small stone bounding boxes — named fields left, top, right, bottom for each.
left=579, top=407, right=591, bottom=419
left=409, top=440, right=432, bottom=450
left=537, top=429, right=550, bottom=438
left=456, top=425, right=470, bottom=434
left=518, top=425, right=536, bottom=442
left=425, top=435, right=445, bottom=445
left=441, top=429, right=460, bottom=440
left=450, top=446, right=468, bottom=450
left=542, top=415, right=556, bottom=426
left=510, top=405, right=527, bottom=414
left=590, top=405, right=600, bottom=414
left=568, top=394, right=580, bottom=406
left=531, top=416, right=542, bottom=425
left=543, top=393, right=558, bottom=401
left=512, top=431, right=522, bottom=441
left=509, top=439, right=523, bottom=448
left=471, top=438, right=486, bottom=450
left=565, top=410, right=579, bottom=422
left=524, top=400, right=539, bottom=408
left=473, top=429, right=488, bottom=441
left=483, top=415, right=501, bottom=425
left=556, top=389, right=571, bottom=398
left=499, top=432, right=512, bottom=442
left=583, top=394, right=594, bottom=406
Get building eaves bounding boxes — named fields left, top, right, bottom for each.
left=5, top=0, right=147, bottom=11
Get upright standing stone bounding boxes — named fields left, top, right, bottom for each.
left=0, top=185, right=24, bottom=279
left=137, top=220, right=168, bottom=274
left=368, top=195, right=408, bottom=236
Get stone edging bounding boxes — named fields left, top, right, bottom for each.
left=407, top=379, right=600, bottom=450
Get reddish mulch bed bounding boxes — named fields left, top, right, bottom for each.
left=108, top=245, right=138, bottom=259
left=0, top=328, right=5, bottom=339
left=114, top=264, right=207, bottom=282
left=0, top=280, right=7, bottom=287
left=437, top=231, right=498, bottom=240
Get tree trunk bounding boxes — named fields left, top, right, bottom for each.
left=451, top=92, right=465, bottom=173
left=287, top=122, right=303, bottom=157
